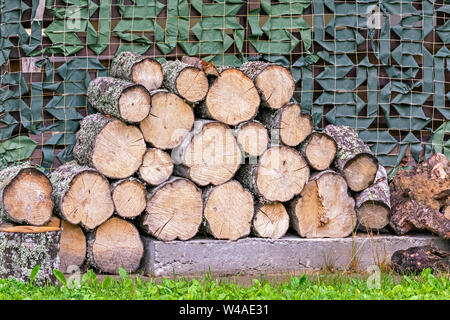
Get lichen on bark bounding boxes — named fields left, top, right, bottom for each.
left=110, top=51, right=146, bottom=80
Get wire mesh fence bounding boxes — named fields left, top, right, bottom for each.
left=0, top=0, right=449, bottom=170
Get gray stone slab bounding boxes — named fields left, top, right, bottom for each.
left=141, top=234, right=449, bottom=277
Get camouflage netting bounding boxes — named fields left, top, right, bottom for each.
left=0, top=0, right=449, bottom=170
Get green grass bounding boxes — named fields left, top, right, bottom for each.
left=0, top=269, right=448, bottom=300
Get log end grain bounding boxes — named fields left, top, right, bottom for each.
left=252, top=202, right=289, bottom=239
left=118, top=85, right=151, bottom=123
left=132, top=58, right=164, bottom=92
left=255, top=65, right=295, bottom=110
left=139, top=148, right=173, bottom=186
left=278, top=103, right=313, bottom=147
left=176, top=67, right=209, bottom=103
left=236, top=121, right=269, bottom=157
left=112, top=179, right=147, bottom=219
left=343, top=153, right=378, bottom=192
left=356, top=201, right=390, bottom=231
left=302, top=132, right=337, bottom=171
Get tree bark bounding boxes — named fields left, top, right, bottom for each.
left=198, top=68, right=260, bottom=126
left=162, top=60, right=209, bottom=103
left=138, top=148, right=173, bottom=186
left=110, top=51, right=163, bottom=92
left=240, top=61, right=295, bottom=110
left=87, top=77, right=151, bottom=123
left=391, top=246, right=449, bottom=274
left=235, top=146, right=309, bottom=203
left=140, top=178, right=203, bottom=241
left=288, top=170, right=357, bottom=238
left=86, top=217, right=143, bottom=274
left=172, top=120, right=242, bottom=186
left=252, top=202, right=289, bottom=239
left=46, top=216, right=86, bottom=273
left=0, top=162, right=53, bottom=226
left=139, top=90, right=194, bottom=150
left=355, top=165, right=391, bottom=231
left=111, top=178, right=146, bottom=219
left=50, top=161, right=114, bottom=231
left=257, top=103, right=313, bottom=147
left=0, top=226, right=61, bottom=285
left=299, top=131, right=337, bottom=171
left=203, top=180, right=254, bottom=241
left=234, top=120, right=269, bottom=158
left=323, top=125, right=378, bottom=192
left=181, top=56, right=220, bottom=77
left=74, top=113, right=146, bottom=179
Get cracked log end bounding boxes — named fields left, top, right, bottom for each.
left=343, top=153, right=378, bottom=192
left=3, top=168, right=53, bottom=226
left=47, top=216, right=86, bottom=273
left=289, top=171, right=356, bottom=238
left=255, top=65, right=294, bottom=110
left=236, top=121, right=268, bottom=157
left=205, top=69, right=260, bottom=125
left=112, top=179, right=146, bottom=219
left=140, top=91, right=194, bottom=149
left=118, top=85, right=151, bottom=123
left=139, top=148, right=173, bottom=186
left=61, top=170, right=114, bottom=230
left=184, top=122, right=242, bottom=186
left=176, top=67, right=209, bottom=102
left=252, top=202, right=289, bottom=239
left=256, top=146, right=309, bottom=202
left=141, top=178, right=203, bottom=241
left=132, top=58, right=164, bottom=92
left=88, top=217, right=143, bottom=274
left=204, top=180, right=254, bottom=241
left=278, top=103, right=313, bottom=147
left=92, top=120, right=146, bottom=179
left=302, top=132, right=337, bottom=171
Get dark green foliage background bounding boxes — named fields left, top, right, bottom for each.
left=1, top=0, right=449, bottom=169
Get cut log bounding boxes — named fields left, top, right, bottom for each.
left=86, top=217, right=143, bottom=274
left=87, top=77, right=151, bottom=123
left=140, top=178, right=203, bottom=241
left=355, top=165, right=391, bottom=231
left=234, top=120, right=269, bottom=158
left=172, top=120, right=242, bottom=186
left=252, top=202, right=289, bottom=239
left=258, top=103, right=313, bottom=147
left=162, top=60, right=209, bottom=103
left=240, top=61, right=295, bottom=110
left=323, top=125, right=378, bottom=192
left=203, top=180, right=254, bottom=241
left=139, top=90, right=194, bottom=149
left=74, top=113, right=146, bottom=179
left=181, top=56, right=220, bottom=77
left=50, top=161, right=114, bottom=231
left=0, top=226, right=61, bottom=285
left=110, top=51, right=163, bottom=92
left=47, top=216, right=86, bottom=273
left=111, top=178, right=146, bottom=219
left=0, top=163, right=53, bottom=226
left=138, top=148, right=173, bottom=186
left=288, top=170, right=357, bottom=238
left=391, top=246, right=449, bottom=274
left=198, top=68, right=260, bottom=126
left=389, top=153, right=450, bottom=239
left=235, top=146, right=309, bottom=202
left=299, top=131, right=337, bottom=171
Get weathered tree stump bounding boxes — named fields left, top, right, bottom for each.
left=87, top=77, right=151, bottom=123
left=111, top=178, right=147, bottom=219
left=86, top=217, right=143, bottom=274
left=234, top=120, right=269, bottom=158
left=203, top=180, right=254, bottom=241
left=172, top=120, right=242, bottom=186
left=355, top=165, right=391, bottom=231
left=110, top=51, right=163, bottom=92
left=391, top=246, right=449, bottom=274
left=198, top=68, right=260, bottom=126
left=299, top=132, right=337, bottom=171
left=50, top=161, right=114, bottom=231
left=258, top=103, right=313, bottom=147
left=323, top=125, right=378, bottom=192
left=162, top=60, right=209, bottom=103
left=252, top=202, right=289, bottom=239
left=140, top=178, right=203, bottom=241
left=0, top=163, right=53, bottom=226
left=235, top=146, right=309, bottom=202
left=138, top=148, right=173, bottom=186
left=0, top=226, right=61, bottom=285
left=74, top=113, right=146, bottom=179
left=240, top=61, right=295, bottom=110
left=288, top=170, right=356, bottom=238
left=139, top=90, right=194, bottom=150
left=47, top=216, right=86, bottom=273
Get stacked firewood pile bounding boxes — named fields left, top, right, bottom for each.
left=0, top=52, right=392, bottom=275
